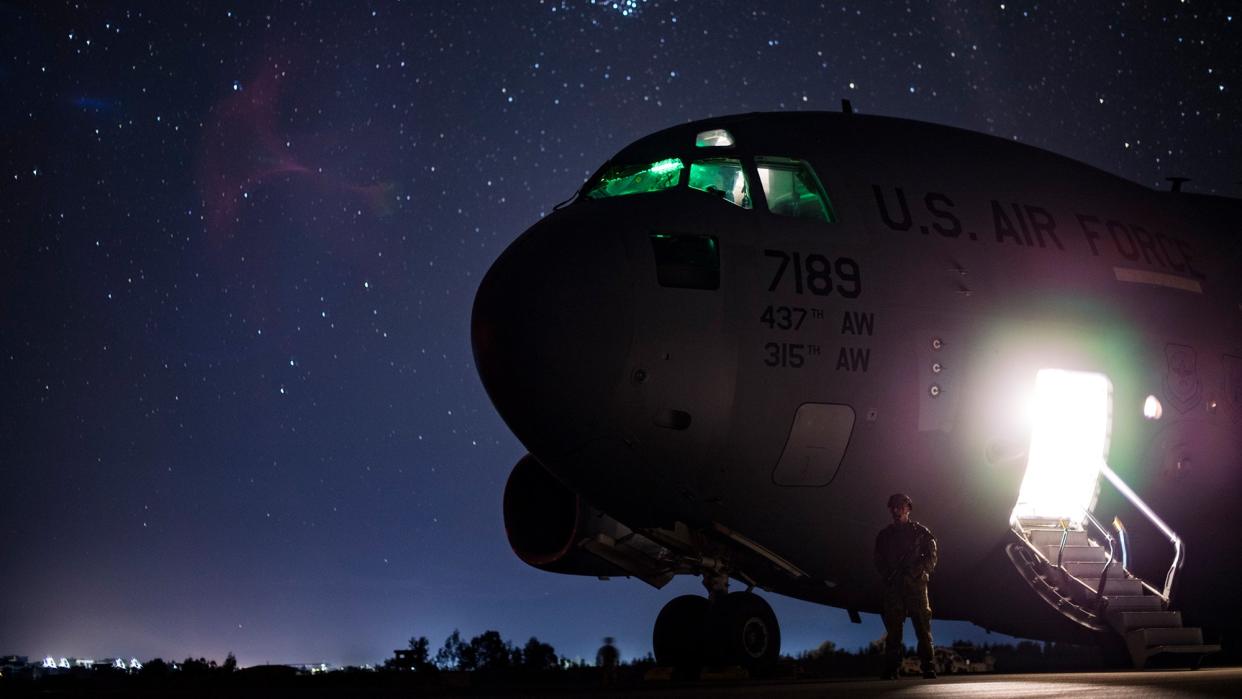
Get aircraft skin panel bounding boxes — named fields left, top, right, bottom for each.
left=473, top=111, right=1242, bottom=640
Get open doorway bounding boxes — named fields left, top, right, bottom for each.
left=1011, top=369, right=1112, bottom=528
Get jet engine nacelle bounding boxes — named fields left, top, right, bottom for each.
left=503, top=453, right=629, bottom=577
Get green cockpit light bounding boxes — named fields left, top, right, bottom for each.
left=586, top=158, right=684, bottom=199
left=584, top=151, right=835, bottom=224
left=648, top=158, right=682, bottom=174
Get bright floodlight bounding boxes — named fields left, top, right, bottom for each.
left=695, top=128, right=734, bottom=147
left=1012, top=369, right=1111, bottom=526
left=1143, top=394, right=1162, bottom=420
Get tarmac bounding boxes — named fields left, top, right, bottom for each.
left=10, top=667, right=1242, bottom=697
left=502, top=667, right=1242, bottom=698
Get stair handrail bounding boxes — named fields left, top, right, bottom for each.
left=1113, top=517, right=1128, bottom=571
left=1100, top=463, right=1183, bottom=605
left=1054, top=519, right=1069, bottom=569
left=1079, top=509, right=1116, bottom=599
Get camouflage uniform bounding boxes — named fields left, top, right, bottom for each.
left=875, top=519, right=938, bottom=675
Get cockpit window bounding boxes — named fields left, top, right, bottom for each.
left=586, top=158, right=683, bottom=199
left=695, top=128, right=735, bottom=147
left=755, top=157, right=836, bottom=223
left=688, top=158, right=751, bottom=209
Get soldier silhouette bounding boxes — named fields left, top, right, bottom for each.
left=596, top=636, right=619, bottom=686
left=874, top=492, right=938, bottom=679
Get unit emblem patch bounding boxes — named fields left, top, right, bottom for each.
left=1164, top=344, right=1200, bottom=413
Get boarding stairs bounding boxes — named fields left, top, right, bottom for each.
left=1011, top=464, right=1219, bottom=668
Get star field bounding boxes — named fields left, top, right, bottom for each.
left=2, top=0, right=1237, bottom=666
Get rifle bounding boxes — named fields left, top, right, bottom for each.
left=885, top=535, right=925, bottom=585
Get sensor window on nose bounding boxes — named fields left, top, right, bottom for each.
left=649, top=234, right=719, bottom=290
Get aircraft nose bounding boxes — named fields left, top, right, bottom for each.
left=471, top=214, right=634, bottom=456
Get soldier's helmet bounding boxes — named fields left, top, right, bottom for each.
left=887, top=493, right=912, bottom=509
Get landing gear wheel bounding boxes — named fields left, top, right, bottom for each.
left=713, top=591, right=781, bottom=675
left=653, top=594, right=709, bottom=672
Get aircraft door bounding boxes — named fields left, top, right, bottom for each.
left=1011, top=369, right=1111, bottom=526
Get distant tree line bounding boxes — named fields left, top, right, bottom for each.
left=384, top=630, right=560, bottom=674
left=2, top=632, right=1126, bottom=692
left=138, top=652, right=239, bottom=677
left=382, top=629, right=1110, bottom=681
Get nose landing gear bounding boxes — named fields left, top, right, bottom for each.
left=653, top=594, right=710, bottom=670
left=652, top=581, right=781, bottom=675
left=714, top=590, right=780, bottom=670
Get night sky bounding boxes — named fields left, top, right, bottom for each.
left=3, top=1, right=1238, bottom=667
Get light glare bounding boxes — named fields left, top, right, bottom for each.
left=1143, top=394, right=1162, bottom=419
left=1012, top=369, right=1111, bottom=526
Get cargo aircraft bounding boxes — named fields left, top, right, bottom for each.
left=470, top=107, right=1241, bottom=672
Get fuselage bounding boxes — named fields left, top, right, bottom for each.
left=472, top=111, right=1242, bottom=640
